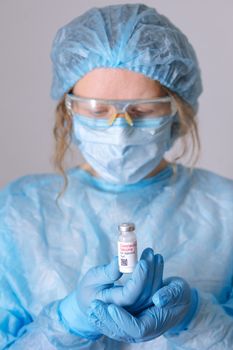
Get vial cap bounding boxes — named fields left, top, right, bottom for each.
left=118, top=223, right=135, bottom=233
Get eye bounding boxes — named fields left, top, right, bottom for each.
left=127, top=102, right=172, bottom=118
left=92, top=109, right=109, bottom=116
left=138, top=109, right=154, bottom=114
left=129, top=108, right=154, bottom=116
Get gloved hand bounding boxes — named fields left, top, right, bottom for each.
left=100, top=248, right=164, bottom=315
left=125, top=248, right=164, bottom=314
left=87, top=277, right=198, bottom=343
left=58, top=248, right=163, bottom=339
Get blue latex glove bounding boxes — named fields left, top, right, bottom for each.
left=58, top=249, right=162, bottom=339
left=100, top=248, right=164, bottom=315
left=125, top=248, right=164, bottom=314
left=87, top=277, right=198, bottom=343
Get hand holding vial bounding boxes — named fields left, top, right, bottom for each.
left=58, top=242, right=163, bottom=339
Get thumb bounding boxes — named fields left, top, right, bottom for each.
left=87, top=256, right=122, bottom=285
left=152, top=277, right=186, bottom=308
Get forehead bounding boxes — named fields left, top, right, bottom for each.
left=72, top=68, right=165, bottom=99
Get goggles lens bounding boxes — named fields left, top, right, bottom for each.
left=65, top=94, right=177, bottom=124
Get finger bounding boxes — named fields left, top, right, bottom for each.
left=126, top=248, right=155, bottom=311
left=140, top=247, right=154, bottom=262
left=90, top=301, right=161, bottom=342
left=97, top=259, right=148, bottom=305
left=152, top=277, right=188, bottom=307
left=127, top=252, right=164, bottom=314
left=137, top=305, right=170, bottom=337
left=108, top=303, right=157, bottom=340
left=88, top=300, right=133, bottom=342
left=140, top=248, right=155, bottom=293
left=87, top=256, right=122, bottom=285
left=108, top=304, right=141, bottom=337
left=121, top=259, right=149, bottom=303
left=151, top=254, right=164, bottom=294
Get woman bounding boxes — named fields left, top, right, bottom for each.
left=0, top=3, right=233, bottom=349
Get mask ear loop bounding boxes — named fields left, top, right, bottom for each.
left=108, top=112, right=134, bottom=126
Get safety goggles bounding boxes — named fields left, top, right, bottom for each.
left=65, top=93, right=177, bottom=126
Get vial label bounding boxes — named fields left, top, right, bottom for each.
left=118, top=240, right=137, bottom=273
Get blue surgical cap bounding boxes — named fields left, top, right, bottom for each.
left=50, top=3, right=203, bottom=111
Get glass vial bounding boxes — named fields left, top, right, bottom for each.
left=118, top=223, right=138, bottom=273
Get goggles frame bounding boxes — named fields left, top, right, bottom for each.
left=65, top=93, right=177, bottom=126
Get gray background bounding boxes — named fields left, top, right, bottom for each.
left=1, top=0, right=233, bottom=189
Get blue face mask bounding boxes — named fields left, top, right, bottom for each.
left=72, top=115, right=178, bottom=184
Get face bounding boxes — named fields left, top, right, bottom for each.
left=72, top=68, right=167, bottom=100
left=71, top=68, right=169, bottom=179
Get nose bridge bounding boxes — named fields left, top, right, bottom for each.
left=107, top=102, right=133, bottom=126
left=114, top=101, right=128, bottom=115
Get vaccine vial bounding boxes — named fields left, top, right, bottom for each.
left=118, top=223, right=138, bottom=273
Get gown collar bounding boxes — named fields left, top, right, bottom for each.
left=69, top=164, right=176, bottom=193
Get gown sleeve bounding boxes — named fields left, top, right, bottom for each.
left=165, top=286, right=233, bottom=349
left=0, top=298, right=105, bottom=349
left=0, top=179, right=105, bottom=350
left=164, top=171, right=233, bottom=349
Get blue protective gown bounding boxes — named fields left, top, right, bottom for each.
left=0, top=164, right=233, bottom=349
